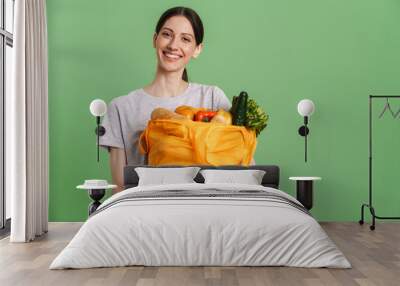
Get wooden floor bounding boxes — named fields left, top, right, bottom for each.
left=0, top=222, right=399, bottom=286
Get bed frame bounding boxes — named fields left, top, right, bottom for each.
left=124, top=165, right=280, bottom=189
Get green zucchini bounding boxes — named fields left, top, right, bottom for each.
left=230, top=95, right=239, bottom=115
left=232, top=91, right=248, bottom=126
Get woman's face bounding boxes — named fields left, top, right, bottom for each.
left=153, top=16, right=203, bottom=74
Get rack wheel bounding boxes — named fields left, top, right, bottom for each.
left=358, top=220, right=364, bottom=225
left=370, top=225, right=375, bottom=231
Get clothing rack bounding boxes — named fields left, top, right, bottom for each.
left=359, top=95, right=400, bottom=230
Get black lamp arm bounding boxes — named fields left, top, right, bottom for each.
left=298, top=117, right=310, bottom=137
left=95, top=116, right=106, bottom=162
left=298, top=116, right=310, bottom=162
left=95, top=116, right=106, bottom=137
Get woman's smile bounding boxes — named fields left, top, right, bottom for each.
left=162, top=50, right=183, bottom=61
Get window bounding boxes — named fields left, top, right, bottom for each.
left=0, top=0, right=14, bottom=234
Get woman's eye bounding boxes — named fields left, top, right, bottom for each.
left=183, top=38, right=191, bottom=43
left=162, top=32, right=171, bottom=37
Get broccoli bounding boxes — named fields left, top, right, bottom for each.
left=246, top=99, right=269, bottom=137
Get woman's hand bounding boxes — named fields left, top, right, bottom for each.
left=109, top=147, right=126, bottom=194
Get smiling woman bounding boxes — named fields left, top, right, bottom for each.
left=99, top=7, right=231, bottom=194
left=153, top=7, right=204, bottom=82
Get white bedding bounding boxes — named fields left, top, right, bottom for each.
left=50, top=183, right=351, bottom=269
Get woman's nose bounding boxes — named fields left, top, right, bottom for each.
left=167, top=37, right=179, bottom=50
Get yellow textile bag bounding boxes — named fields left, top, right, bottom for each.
left=139, top=119, right=257, bottom=166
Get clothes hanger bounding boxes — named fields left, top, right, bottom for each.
left=394, top=106, right=400, bottom=118
left=378, top=98, right=397, bottom=118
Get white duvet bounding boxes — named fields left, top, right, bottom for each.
left=50, top=183, right=351, bottom=269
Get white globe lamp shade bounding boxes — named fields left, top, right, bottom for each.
left=90, top=99, right=107, bottom=117
left=297, top=99, right=315, bottom=117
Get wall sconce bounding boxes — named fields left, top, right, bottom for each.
left=297, top=99, right=315, bottom=162
left=89, top=99, right=107, bottom=162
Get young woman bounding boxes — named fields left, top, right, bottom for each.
left=100, top=7, right=231, bottom=193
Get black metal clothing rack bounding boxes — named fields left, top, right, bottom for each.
left=359, top=95, right=400, bottom=230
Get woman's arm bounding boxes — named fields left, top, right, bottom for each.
left=109, top=147, right=126, bottom=194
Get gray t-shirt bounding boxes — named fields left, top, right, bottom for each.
left=99, top=82, right=231, bottom=165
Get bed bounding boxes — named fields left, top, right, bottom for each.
left=50, top=165, right=350, bottom=269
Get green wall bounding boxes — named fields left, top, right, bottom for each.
left=47, top=0, right=400, bottom=222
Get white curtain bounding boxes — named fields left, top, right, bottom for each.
left=8, top=0, right=49, bottom=242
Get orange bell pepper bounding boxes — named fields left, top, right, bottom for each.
left=194, top=111, right=217, bottom=122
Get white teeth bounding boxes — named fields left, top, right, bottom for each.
left=164, top=52, right=181, bottom=59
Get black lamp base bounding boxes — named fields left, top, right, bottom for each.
left=298, top=126, right=309, bottom=136
left=95, top=126, right=106, bottom=136
left=88, top=189, right=105, bottom=215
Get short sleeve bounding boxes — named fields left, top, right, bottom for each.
left=99, top=100, right=124, bottom=150
left=213, top=86, right=231, bottom=111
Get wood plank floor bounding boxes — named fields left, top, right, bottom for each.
left=0, top=222, right=399, bottom=286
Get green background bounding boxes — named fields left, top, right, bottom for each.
left=47, top=0, right=400, bottom=222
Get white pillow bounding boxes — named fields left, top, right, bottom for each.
left=200, top=169, right=266, bottom=185
left=135, top=167, right=201, bottom=186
